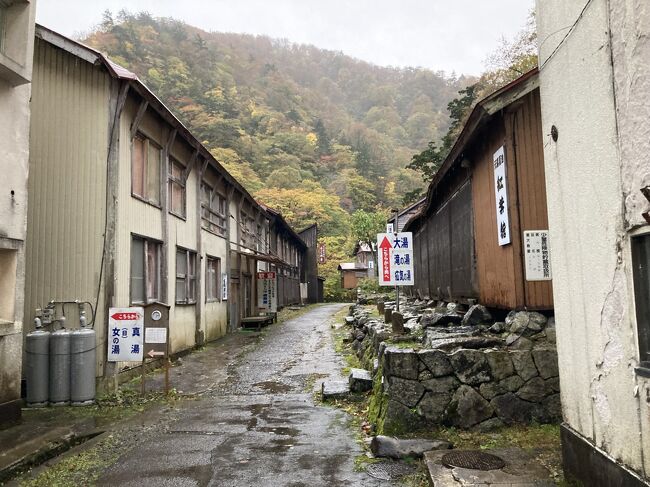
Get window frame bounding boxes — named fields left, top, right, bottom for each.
left=200, top=182, right=227, bottom=237
left=206, top=256, right=221, bottom=303
left=130, top=235, right=162, bottom=305
left=131, top=132, right=162, bottom=208
left=168, top=156, right=187, bottom=219
left=176, top=247, right=197, bottom=305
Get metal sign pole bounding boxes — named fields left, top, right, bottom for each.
left=394, top=209, right=400, bottom=312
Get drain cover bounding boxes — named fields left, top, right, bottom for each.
left=441, top=450, right=506, bottom=471
left=366, top=461, right=416, bottom=480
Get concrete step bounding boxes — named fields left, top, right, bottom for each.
left=321, top=381, right=350, bottom=401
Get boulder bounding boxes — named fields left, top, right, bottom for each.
left=384, top=307, right=393, bottom=324
left=417, top=350, right=454, bottom=377
left=529, top=312, right=548, bottom=330
left=417, top=391, right=451, bottom=422
left=474, top=417, right=505, bottom=432
left=490, top=392, right=536, bottom=424
left=421, top=312, right=463, bottom=328
left=448, top=385, right=494, bottom=428
left=489, top=322, right=506, bottom=334
left=345, top=316, right=355, bottom=325
left=544, top=376, right=560, bottom=393
left=461, top=304, right=493, bottom=326
left=543, top=393, right=562, bottom=421
left=532, top=348, right=559, bottom=379
left=383, top=348, right=419, bottom=380
left=479, top=381, right=506, bottom=400
left=383, top=399, right=425, bottom=435
left=510, top=351, right=539, bottom=381
left=499, top=375, right=525, bottom=392
left=485, top=350, right=515, bottom=380
left=370, top=436, right=451, bottom=459
left=449, top=349, right=492, bottom=385
left=349, top=368, right=373, bottom=393
left=387, top=377, right=425, bottom=408
left=421, top=375, right=461, bottom=394
left=505, top=334, right=534, bottom=350
left=516, top=377, right=547, bottom=402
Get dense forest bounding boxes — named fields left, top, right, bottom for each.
left=84, top=11, right=535, bottom=299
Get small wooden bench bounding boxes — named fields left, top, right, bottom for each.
left=240, top=313, right=277, bottom=331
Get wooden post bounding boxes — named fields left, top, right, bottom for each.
left=141, top=357, right=146, bottom=396
left=164, top=358, right=170, bottom=395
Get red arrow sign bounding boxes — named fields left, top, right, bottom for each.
left=111, top=312, right=140, bottom=321
left=379, top=236, right=392, bottom=283
left=147, top=350, right=165, bottom=358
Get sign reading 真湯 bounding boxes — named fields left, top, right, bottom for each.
left=493, top=146, right=511, bottom=246
left=107, top=307, right=144, bottom=362
left=376, top=232, right=414, bottom=286
left=257, top=271, right=277, bottom=312
left=524, top=230, right=552, bottom=281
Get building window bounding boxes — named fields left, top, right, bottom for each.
left=176, top=248, right=197, bottom=304
left=240, top=211, right=255, bottom=249
left=206, top=256, right=221, bottom=302
left=130, top=236, right=161, bottom=304
left=132, top=133, right=161, bottom=206
left=200, top=182, right=226, bottom=236
left=632, top=234, right=650, bottom=369
left=168, top=158, right=186, bottom=218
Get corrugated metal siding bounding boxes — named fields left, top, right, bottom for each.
left=25, top=38, right=110, bottom=373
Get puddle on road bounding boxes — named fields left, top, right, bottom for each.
left=256, top=426, right=299, bottom=437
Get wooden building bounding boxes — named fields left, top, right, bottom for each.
left=405, top=69, right=553, bottom=310
left=387, top=197, right=425, bottom=233
left=264, top=206, right=306, bottom=308
left=337, top=263, right=369, bottom=290
left=24, top=26, right=296, bottom=382
left=298, top=224, right=322, bottom=303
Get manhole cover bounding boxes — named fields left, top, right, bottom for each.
left=366, top=461, right=416, bottom=480
left=441, top=450, right=506, bottom=471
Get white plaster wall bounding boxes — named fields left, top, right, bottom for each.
left=537, top=0, right=650, bottom=476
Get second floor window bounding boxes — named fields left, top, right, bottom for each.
left=168, top=158, right=186, bottom=218
left=206, top=256, right=221, bottom=302
left=200, top=183, right=227, bottom=236
left=132, top=133, right=161, bottom=206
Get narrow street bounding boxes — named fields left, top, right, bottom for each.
left=96, top=304, right=386, bottom=487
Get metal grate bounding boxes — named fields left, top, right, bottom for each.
left=441, top=450, right=506, bottom=471
left=366, top=461, right=416, bottom=481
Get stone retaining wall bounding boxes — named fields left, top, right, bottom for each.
left=347, top=301, right=561, bottom=434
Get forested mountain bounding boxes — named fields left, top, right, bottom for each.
left=84, top=11, right=470, bottom=236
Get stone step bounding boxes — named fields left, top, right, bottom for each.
left=370, top=435, right=451, bottom=459
left=348, top=368, right=373, bottom=393
left=321, top=380, right=350, bottom=401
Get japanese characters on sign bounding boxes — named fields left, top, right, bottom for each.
left=524, top=230, right=552, bottom=281
left=318, top=242, right=327, bottom=264
left=222, top=272, right=228, bottom=301
left=257, top=271, right=277, bottom=312
left=493, top=146, right=511, bottom=246
left=107, top=307, right=144, bottom=362
left=376, top=232, right=414, bottom=286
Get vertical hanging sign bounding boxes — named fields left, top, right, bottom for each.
left=493, top=146, right=511, bottom=246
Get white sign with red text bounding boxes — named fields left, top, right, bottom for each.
left=377, top=232, right=414, bottom=286
left=107, top=307, right=144, bottom=362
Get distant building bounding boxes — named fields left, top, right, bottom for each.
left=352, top=242, right=376, bottom=279
left=298, top=224, right=322, bottom=303
left=337, top=263, right=369, bottom=290
left=537, top=1, right=650, bottom=484
left=0, top=0, right=36, bottom=425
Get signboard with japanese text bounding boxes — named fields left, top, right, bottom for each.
left=222, top=272, right=228, bottom=300
left=524, top=230, right=552, bottom=281
left=386, top=223, right=394, bottom=234
left=377, top=232, right=414, bottom=286
left=143, top=302, right=170, bottom=358
left=257, top=271, right=277, bottom=312
left=107, top=307, right=144, bottom=362
left=493, top=146, right=511, bottom=246
left=318, top=242, right=327, bottom=264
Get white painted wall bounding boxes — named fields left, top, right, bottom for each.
left=537, top=0, right=650, bottom=477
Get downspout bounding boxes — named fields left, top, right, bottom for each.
left=195, top=156, right=208, bottom=346
left=101, top=79, right=129, bottom=385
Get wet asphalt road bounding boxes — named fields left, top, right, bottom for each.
left=98, top=304, right=389, bottom=487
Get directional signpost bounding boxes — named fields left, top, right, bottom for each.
left=377, top=232, right=414, bottom=287
left=141, top=302, right=171, bottom=395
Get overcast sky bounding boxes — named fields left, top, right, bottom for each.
left=36, top=0, right=534, bottom=75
